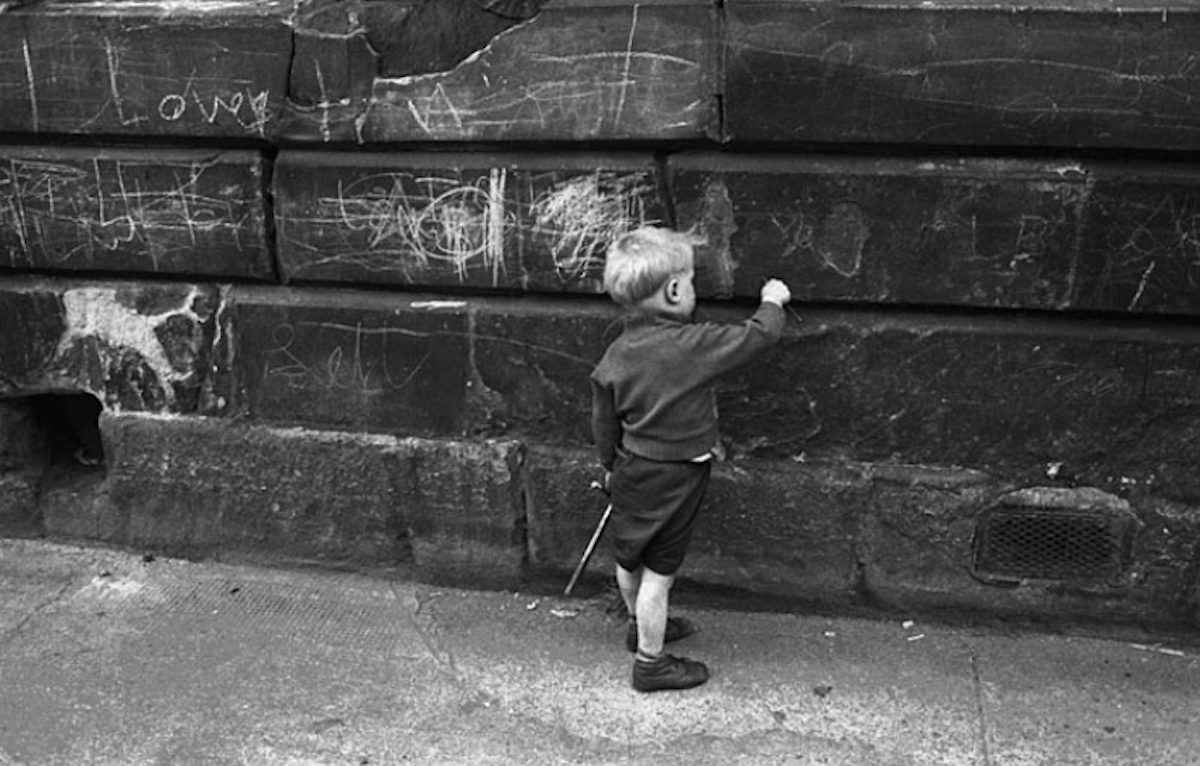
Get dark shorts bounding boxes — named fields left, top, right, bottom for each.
left=609, top=450, right=712, bottom=576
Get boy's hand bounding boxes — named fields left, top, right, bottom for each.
left=761, top=278, right=791, bottom=306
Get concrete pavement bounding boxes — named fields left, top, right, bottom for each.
left=1, top=538, right=1198, bottom=766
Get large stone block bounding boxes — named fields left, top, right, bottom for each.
left=0, top=277, right=221, bottom=413
left=0, top=147, right=271, bottom=279
left=735, top=312, right=1200, bottom=504
left=274, top=152, right=663, bottom=290
left=222, top=286, right=473, bottom=435
left=74, top=412, right=525, bottom=582
left=351, top=0, right=718, bottom=142
left=726, top=2, right=1200, bottom=150
left=671, top=154, right=1200, bottom=316
left=0, top=1, right=290, bottom=138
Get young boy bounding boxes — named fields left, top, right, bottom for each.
left=590, top=225, right=791, bottom=692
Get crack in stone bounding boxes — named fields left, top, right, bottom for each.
left=970, top=653, right=993, bottom=766
left=0, top=578, right=76, bottom=651
left=396, top=584, right=460, bottom=678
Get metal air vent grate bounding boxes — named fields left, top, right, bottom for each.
left=972, top=506, right=1131, bottom=584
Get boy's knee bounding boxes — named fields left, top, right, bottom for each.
left=639, top=568, right=675, bottom=594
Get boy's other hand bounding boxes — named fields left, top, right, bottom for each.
left=761, top=278, right=791, bottom=306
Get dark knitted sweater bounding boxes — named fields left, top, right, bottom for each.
left=590, top=302, right=785, bottom=470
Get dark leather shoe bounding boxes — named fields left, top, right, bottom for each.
left=632, top=653, right=709, bottom=692
left=625, top=616, right=697, bottom=652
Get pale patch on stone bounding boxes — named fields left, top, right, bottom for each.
left=81, top=574, right=146, bottom=599
left=409, top=301, right=468, bottom=310
left=55, top=286, right=205, bottom=408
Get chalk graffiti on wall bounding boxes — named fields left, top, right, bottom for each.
left=262, top=320, right=436, bottom=396
left=292, top=167, right=655, bottom=286
left=9, top=34, right=273, bottom=136
left=1100, top=193, right=1200, bottom=310
left=529, top=172, right=654, bottom=283
left=314, top=169, right=511, bottom=283
left=0, top=156, right=250, bottom=268
left=360, top=3, right=707, bottom=142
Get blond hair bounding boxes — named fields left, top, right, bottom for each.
left=603, top=226, right=702, bottom=307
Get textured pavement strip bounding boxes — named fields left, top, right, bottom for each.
left=1, top=539, right=1198, bottom=765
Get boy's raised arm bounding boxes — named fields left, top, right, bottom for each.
left=691, top=278, right=791, bottom=380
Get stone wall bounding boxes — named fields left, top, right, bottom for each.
left=1, top=0, right=1199, bottom=631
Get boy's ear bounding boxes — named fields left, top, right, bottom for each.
left=663, top=277, right=681, bottom=305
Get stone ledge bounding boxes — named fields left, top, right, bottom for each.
left=43, top=412, right=526, bottom=587
left=524, top=446, right=1200, bottom=629
left=9, top=411, right=1197, bottom=630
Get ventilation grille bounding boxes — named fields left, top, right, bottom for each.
left=972, top=506, right=1131, bottom=584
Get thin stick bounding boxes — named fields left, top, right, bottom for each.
left=563, top=502, right=613, bottom=596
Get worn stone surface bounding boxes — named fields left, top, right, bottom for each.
left=475, top=298, right=1200, bottom=507
left=861, top=478, right=1200, bottom=628
left=730, top=310, right=1200, bottom=502
left=286, top=0, right=378, bottom=120
left=469, top=299, right=612, bottom=443
left=7, top=539, right=1200, bottom=766
left=0, top=1, right=290, bottom=138
left=274, top=152, right=662, bottom=290
left=527, top=446, right=1200, bottom=629
left=0, top=398, right=47, bottom=471
left=725, top=2, right=1200, bottom=150
left=0, top=473, right=40, bottom=535
left=0, top=277, right=221, bottom=414
left=0, top=400, right=48, bottom=535
left=352, top=0, right=718, bottom=143
left=524, top=445, right=863, bottom=602
left=216, top=289, right=1200, bottom=505
left=0, top=147, right=271, bottom=279
left=521, top=445, right=617, bottom=579
left=402, top=436, right=526, bottom=587
left=72, top=412, right=525, bottom=583
left=1081, top=165, right=1200, bottom=314
left=223, top=286, right=472, bottom=434
left=671, top=154, right=1200, bottom=316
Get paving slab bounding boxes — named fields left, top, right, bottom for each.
left=2, top=539, right=1198, bottom=765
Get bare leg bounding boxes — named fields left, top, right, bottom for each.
left=615, top=564, right=641, bottom=619
left=635, top=568, right=675, bottom=656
